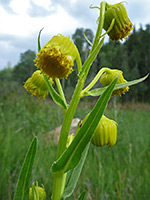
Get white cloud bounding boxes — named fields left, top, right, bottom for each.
left=9, top=0, right=30, bottom=14
left=0, top=1, right=80, bottom=37
left=32, top=0, right=52, bottom=10
left=0, top=0, right=81, bottom=69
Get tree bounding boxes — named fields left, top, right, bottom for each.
left=125, top=25, right=150, bottom=101
left=13, top=50, right=36, bottom=84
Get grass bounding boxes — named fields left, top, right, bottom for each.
left=0, top=91, right=150, bottom=200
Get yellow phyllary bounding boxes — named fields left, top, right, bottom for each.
left=34, top=34, right=78, bottom=79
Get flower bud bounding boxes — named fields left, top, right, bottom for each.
left=24, top=70, right=51, bottom=99
left=29, top=182, right=46, bottom=200
left=103, top=2, right=133, bottom=41
left=91, top=115, right=117, bottom=147
left=100, top=68, right=129, bottom=96
left=34, top=34, right=78, bottom=79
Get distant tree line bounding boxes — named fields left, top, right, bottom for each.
left=0, top=24, right=149, bottom=101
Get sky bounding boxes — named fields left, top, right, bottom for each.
left=0, top=0, right=150, bottom=70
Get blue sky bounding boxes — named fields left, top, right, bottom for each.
left=0, top=0, right=150, bottom=70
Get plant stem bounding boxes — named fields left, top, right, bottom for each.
left=52, top=172, right=67, bottom=200
left=56, top=37, right=104, bottom=159
left=56, top=78, right=85, bottom=159
left=55, top=78, right=67, bottom=106
left=52, top=38, right=105, bottom=200
left=52, top=78, right=84, bottom=200
left=80, top=68, right=107, bottom=97
left=90, top=1, right=106, bottom=53
left=52, top=3, right=106, bottom=199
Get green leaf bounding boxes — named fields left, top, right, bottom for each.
left=84, top=74, right=149, bottom=97
left=13, top=137, right=38, bottom=200
left=62, top=144, right=90, bottom=199
left=52, top=77, right=118, bottom=173
left=78, top=191, right=86, bottom=200
left=43, top=75, right=68, bottom=110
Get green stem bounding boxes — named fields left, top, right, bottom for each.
left=90, top=1, right=106, bottom=53
left=52, top=78, right=84, bottom=200
left=52, top=3, right=106, bottom=199
left=79, top=37, right=105, bottom=80
left=52, top=37, right=105, bottom=200
left=52, top=41, right=104, bottom=199
left=81, top=67, right=107, bottom=97
left=56, top=37, right=104, bottom=159
left=56, top=78, right=85, bottom=159
left=55, top=78, right=67, bottom=106
left=52, top=172, right=67, bottom=200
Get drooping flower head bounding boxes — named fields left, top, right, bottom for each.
left=79, top=114, right=117, bottom=148
left=91, top=115, right=117, bottom=147
left=29, top=182, right=46, bottom=200
left=100, top=68, right=129, bottom=96
left=34, top=34, right=78, bottom=79
left=24, top=70, right=51, bottom=99
left=103, top=2, right=133, bottom=41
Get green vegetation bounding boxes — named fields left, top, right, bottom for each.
left=0, top=93, right=150, bottom=199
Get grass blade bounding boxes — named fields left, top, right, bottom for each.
left=78, top=191, right=86, bottom=200
left=52, top=77, right=118, bottom=173
left=13, top=137, right=38, bottom=200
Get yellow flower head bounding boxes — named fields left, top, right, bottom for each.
left=91, top=115, right=117, bottom=148
left=103, top=2, right=133, bottom=41
left=24, top=70, right=50, bottom=99
left=29, top=182, right=46, bottom=200
left=34, top=34, right=78, bottom=79
left=100, top=68, right=129, bottom=96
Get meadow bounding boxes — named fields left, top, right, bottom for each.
left=0, top=91, right=150, bottom=200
